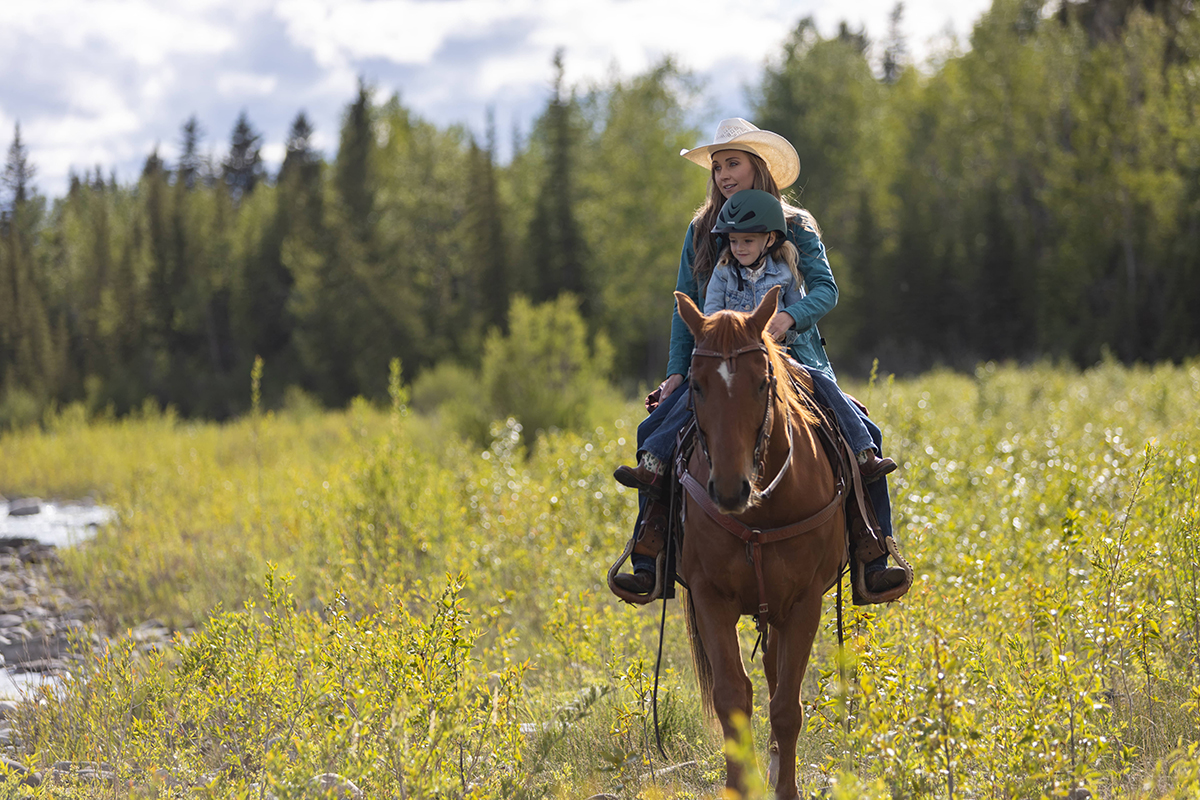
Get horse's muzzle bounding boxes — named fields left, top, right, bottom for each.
left=708, top=477, right=752, bottom=515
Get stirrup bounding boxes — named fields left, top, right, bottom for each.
left=851, top=536, right=913, bottom=606
left=607, top=541, right=667, bottom=605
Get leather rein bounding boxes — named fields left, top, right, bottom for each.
left=681, top=342, right=845, bottom=639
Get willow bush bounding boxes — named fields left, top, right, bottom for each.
left=1, top=360, right=1199, bottom=797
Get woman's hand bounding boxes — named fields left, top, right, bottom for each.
left=767, top=311, right=794, bottom=341
left=646, top=373, right=685, bottom=411
left=660, top=373, right=684, bottom=399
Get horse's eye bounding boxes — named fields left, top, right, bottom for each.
left=759, top=378, right=768, bottom=394
left=691, top=381, right=702, bottom=400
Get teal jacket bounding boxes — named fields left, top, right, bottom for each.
left=666, top=216, right=837, bottom=380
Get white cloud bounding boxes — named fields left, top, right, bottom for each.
left=217, top=72, right=280, bottom=98
left=261, top=140, right=286, bottom=168
left=1, top=0, right=994, bottom=196
left=0, top=1, right=238, bottom=67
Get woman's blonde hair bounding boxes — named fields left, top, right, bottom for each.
left=716, top=235, right=802, bottom=290
left=692, top=151, right=819, bottom=287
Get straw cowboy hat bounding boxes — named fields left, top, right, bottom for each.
left=680, top=118, right=800, bottom=189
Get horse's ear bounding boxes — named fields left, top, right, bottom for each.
left=675, top=291, right=705, bottom=338
left=748, top=285, right=780, bottom=336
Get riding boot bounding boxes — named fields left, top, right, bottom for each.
left=613, top=453, right=667, bottom=499
left=864, top=555, right=907, bottom=593
left=611, top=499, right=668, bottom=595
left=847, top=484, right=911, bottom=605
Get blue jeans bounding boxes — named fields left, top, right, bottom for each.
left=638, top=383, right=692, bottom=464
left=807, top=371, right=873, bottom=456
left=629, top=386, right=691, bottom=574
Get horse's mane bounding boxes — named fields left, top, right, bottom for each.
left=699, top=311, right=820, bottom=430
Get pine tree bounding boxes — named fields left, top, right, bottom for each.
left=466, top=111, right=509, bottom=333
left=528, top=50, right=587, bottom=306
left=335, top=79, right=376, bottom=234
left=143, top=146, right=167, bottom=180
left=280, top=111, right=319, bottom=186
left=881, top=3, right=907, bottom=84
left=236, top=111, right=323, bottom=395
left=0, top=128, right=56, bottom=402
left=222, top=111, right=265, bottom=204
left=177, top=117, right=205, bottom=190
left=1, top=123, right=36, bottom=218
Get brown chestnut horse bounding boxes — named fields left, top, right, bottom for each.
left=674, top=287, right=846, bottom=799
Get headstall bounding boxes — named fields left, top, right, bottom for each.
left=689, top=341, right=794, bottom=502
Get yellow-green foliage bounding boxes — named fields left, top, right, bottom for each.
left=2, top=360, right=1200, bottom=797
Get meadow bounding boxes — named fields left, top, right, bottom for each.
left=0, top=359, right=1199, bottom=798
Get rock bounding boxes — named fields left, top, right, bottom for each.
left=5, top=499, right=41, bottom=517
left=585, top=795, right=620, bottom=800
left=131, top=620, right=171, bottom=643
left=0, top=700, right=18, bottom=718
left=0, top=614, right=23, bottom=628
left=1067, top=790, right=1092, bottom=800
left=65, top=603, right=96, bottom=622
left=652, top=760, right=697, bottom=778
left=0, top=758, right=40, bottom=787
left=309, top=773, right=362, bottom=799
left=48, top=761, right=116, bottom=786
left=4, top=625, right=31, bottom=642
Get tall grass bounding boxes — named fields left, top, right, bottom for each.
left=1, top=359, right=1199, bottom=797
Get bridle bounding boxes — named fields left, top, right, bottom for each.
left=689, top=340, right=794, bottom=503
left=684, top=337, right=840, bottom=642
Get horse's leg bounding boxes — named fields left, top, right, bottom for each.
left=763, top=626, right=780, bottom=788
left=691, top=590, right=757, bottom=794
left=769, top=594, right=824, bottom=800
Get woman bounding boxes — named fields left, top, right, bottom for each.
left=611, top=118, right=907, bottom=600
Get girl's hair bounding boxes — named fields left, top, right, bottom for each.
left=716, top=235, right=802, bottom=289
left=691, top=151, right=820, bottom=286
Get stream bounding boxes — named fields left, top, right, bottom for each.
left=0, top=498, right=116, bottom=699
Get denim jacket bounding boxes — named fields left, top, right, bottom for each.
left=667, top=216, right=836, bottom=381
left=704, top=253, right=804, bottom=317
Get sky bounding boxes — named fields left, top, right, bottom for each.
left=0, top=0, right=994, bottom=200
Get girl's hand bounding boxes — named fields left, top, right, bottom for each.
left=767, top=311, right=794, bottom=341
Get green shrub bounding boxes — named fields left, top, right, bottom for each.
left=411, top=361, right=481, bottom=414
left=0, top=386, right=41, bottom=431
left=482, top=294, right=618, bottom=441
left=281, top=384, right=323, bottom=418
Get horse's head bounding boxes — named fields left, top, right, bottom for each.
left=676, top=286, right=782, bottom=515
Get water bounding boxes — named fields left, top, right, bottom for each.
left=0, top=499, right=115, bottom=547
left=0, top=498, right=115, bottom=699
left=0, top=669, right=59, bottom=700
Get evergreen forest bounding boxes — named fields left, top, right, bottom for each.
left=2, top=0, right=1199, bottom=425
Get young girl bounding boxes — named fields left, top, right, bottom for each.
left=705, top=190, right=895, bottom=483
left=613, top=189, right=903, bottom=597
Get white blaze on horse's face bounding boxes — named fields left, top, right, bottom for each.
left=716, top=360, right=736, bottom=395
